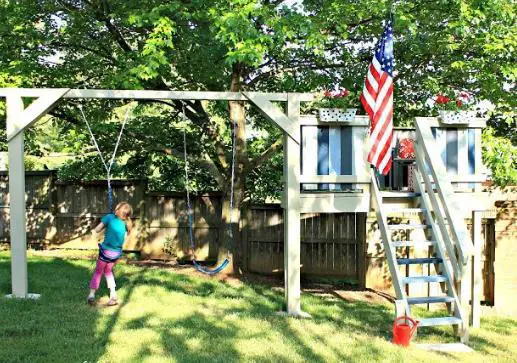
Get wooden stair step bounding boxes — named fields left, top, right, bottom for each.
left=418, top=316, right=462, bottom=327
left=381, top=191, right=421, bottom=198
left=391, top=240, right=436, bottom=247
left=401, top=275, right=447, bottom=284
left=407, top=296, right=455, bottom=305
left=386, top=208, right=426, bottom=214
left=388, top=224, right=430, bottom=230
left=397, top=257, right=443, bottom=265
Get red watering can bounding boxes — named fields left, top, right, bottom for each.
left=392, top=316, right=419, bottom=346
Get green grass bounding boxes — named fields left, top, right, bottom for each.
left=0, top=252, right=516, bottom=363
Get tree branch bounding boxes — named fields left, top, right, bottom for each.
left=247, top=137, right=283, bottom=172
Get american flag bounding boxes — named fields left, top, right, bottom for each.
left=360, top=16, right=395, bottom=175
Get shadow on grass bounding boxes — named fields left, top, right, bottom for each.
left=5, top=253, right=515, bottom=362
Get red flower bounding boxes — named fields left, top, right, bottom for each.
left=324, top=90, right=332, bottom=98
left=456, top=99, right=463, bottom=107
left=436, top=94, right=451, bottom=104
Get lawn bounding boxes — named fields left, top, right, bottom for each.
left=0, top=251, right=516, bottom=363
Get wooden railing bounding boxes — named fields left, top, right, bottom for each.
left=414, top=118, right=475, bottom=269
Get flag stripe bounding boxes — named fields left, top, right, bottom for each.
left=361, top=17, right=395, bottom=175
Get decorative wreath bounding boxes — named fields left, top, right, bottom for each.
left=398, top=138, right=415, bottom=159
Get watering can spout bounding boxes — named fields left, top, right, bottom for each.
left=410, top=321, right=418, bottom=338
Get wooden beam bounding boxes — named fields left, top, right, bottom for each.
left=6, top=96, right=29, bottom=297
left=299, top=115, right=369, bottom=126
left=0, top=88, right=314, bottom=102
left=6, top=89, right=69, bottom=141
left=283, top=94, right=304, bottom=316
left=299, top=175, right=370, bottom=183
left=244, top=92, right=300, bottom=143
left=471, top=211, right=482, bottom=328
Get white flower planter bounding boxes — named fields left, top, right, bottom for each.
left=438, top=110, right=476, bottom=125
left=318, top=108, right=357, bottom=122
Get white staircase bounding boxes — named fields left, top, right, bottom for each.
left=370, top=119, right=476, bottom=341
left=372, top=177, right=465, bottom=332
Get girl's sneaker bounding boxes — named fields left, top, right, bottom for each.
left=107, top=298, right=118, bottom=307
left=87, top=297, right=95, bottom=306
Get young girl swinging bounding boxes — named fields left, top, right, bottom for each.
left=87, top=202, right=133, bottom=306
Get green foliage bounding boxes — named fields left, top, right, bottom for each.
left=0, top=0, right=515, bottom=193
left=482, top=127, right=517, bottom=186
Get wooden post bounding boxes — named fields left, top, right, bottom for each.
left=471, top=211, right=482, bottom=328
left=6, top=96, right=29, bottom=298
left=283, top=94, right=304, bottom=316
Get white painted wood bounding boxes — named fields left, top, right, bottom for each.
left=457, top=129, right=469, bottom=190
left=435, top=127, right=447, bottom=167
left=6, top=89, right=69, bottom=141
left=471, top=211, right=482, bottom=328
left=284, top=94, right=303, bottom=316
left=395, top=300, right=408, bottom=317
left=416, top=343, right=474, bottom=353
left=299, top=114, right=369, bottom=126
left=414, top=168, right=466, bottom=326
left=301, top=126, right=318, bottom=190
left=352, top=126, right=368, bottom=190
left=244, top=92, right=300, bottom=143
left=328, top=127, right=341, bottom=190
left=370, top=169, right=408, bottom=311
left=414, top=147, right=461, bottom=278
left=414, top=116, right=487, bottom=128
left=474, top=129, right=483, bottom=192
left=6, top=96, right=29, bottom=298
left=0, top=88, right=314, bottom=102
left=299, top=194, right=370, bottom=213
left=299, top=175, right=370, bottom=183
left=415, top=118, right=474, bottom=263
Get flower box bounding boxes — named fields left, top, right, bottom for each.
left=318, top=108, right=357, bottom=122
left=438, top=110, right=476, bottom=125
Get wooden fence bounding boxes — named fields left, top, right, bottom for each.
left=0, top=171, right=365, bottom=279
left=0, top=171, right=498, bottom=293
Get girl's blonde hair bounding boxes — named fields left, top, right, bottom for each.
left=114, top=202, right=133, bottom=233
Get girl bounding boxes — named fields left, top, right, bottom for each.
left=87, top=202, right=133, bottom=306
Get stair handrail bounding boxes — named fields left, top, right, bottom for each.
left=414, top=117, right=474, bottom=265
left=412, top=166, right=461, bottom=279
left=413, top=167, right=466, bottom=325
left=370, top=168, right=407, bottom=307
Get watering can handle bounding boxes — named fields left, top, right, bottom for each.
left=393, top=316, right=419, bottom=329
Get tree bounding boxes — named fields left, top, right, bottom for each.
left=0, top=0, right=515, bottom=272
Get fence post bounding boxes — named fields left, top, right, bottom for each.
left=471, top=211, right=482, bottom=327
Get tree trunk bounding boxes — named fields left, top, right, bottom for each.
left=217, top=62, right=247, bottom=275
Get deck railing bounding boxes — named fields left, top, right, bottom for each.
left=414, top=118, right=476, bottom=271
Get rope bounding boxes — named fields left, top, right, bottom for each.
left=79, top=104, right=133, bottom=211
left=182, top=103, right=236, bottom=274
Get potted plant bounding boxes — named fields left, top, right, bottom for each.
left=314, top=88, right=358, bottom=122
left=434, top=91, right=476, bottom=124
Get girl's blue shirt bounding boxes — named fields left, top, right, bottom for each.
left=100, top=214, right=127, bottom=252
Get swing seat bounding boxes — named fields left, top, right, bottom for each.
left=193, top=258, right=230, bottom=275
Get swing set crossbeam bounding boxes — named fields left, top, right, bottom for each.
left=0, top=88, right=314, bottom=102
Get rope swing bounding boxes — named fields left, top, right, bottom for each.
left=79, top=103, right=134, bottom=211
left=182, top=104, right=234, bottom=275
